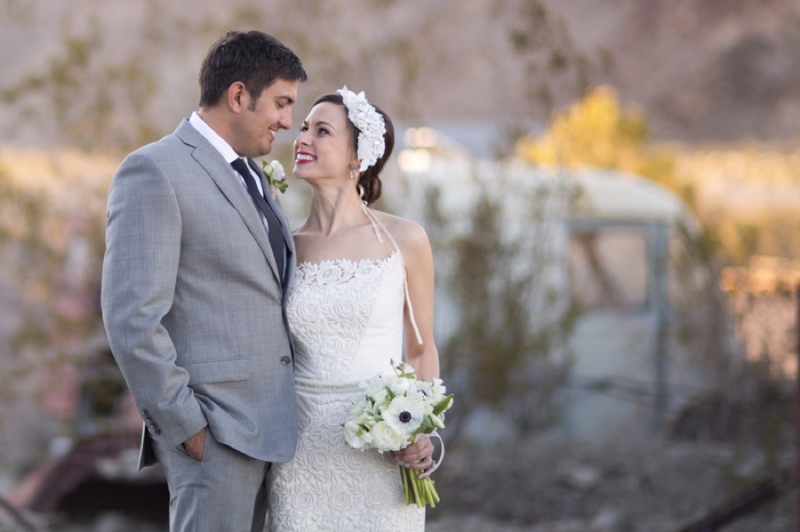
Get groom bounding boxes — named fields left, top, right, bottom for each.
left=101, top=31, right=306, bottom=531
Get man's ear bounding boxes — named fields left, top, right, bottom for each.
left=227, top=81, right=247, bottom=113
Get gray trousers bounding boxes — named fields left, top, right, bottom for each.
left=154, top=430, right=270, bottom=532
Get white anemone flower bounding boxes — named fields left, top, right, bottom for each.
left=381, top=394, right=426, bottom=437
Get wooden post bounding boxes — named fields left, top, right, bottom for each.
left=652, top=222, right=670, bottom=432
left=796, top=284, right=800, bottom=531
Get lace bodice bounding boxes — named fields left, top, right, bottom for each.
left=286, top=251, right=405, bottom=382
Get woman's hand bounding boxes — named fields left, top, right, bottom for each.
left=392, top=434, right=435, bottom=479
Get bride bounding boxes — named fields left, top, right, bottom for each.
left=267, top=87, right=440, bottom=531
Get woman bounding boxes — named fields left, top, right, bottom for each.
left=267, top=88, right=439, bottom=531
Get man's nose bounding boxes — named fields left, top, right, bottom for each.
left=280, top=110, right=293, bottom=130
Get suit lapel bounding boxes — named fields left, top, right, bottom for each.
left=247, top=160, right=295, bottom=244
left=175, top=121, right=283, bottom=286
left=247, top=158, right=297, bottom=294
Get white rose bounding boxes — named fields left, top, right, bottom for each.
left=369, top=421, right=405, bottom=452
left=268, top=160, right=285, bottom=181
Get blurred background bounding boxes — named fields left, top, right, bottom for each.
left=0, top=0, right=798, bottom=530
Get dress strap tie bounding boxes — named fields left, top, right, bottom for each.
left=361, top=202, right=424, bottom=345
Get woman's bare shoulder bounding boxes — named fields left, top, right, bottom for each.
left=371, top=210, right=430, bottom=250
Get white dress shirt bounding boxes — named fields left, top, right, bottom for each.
left=188, top=112, right=287, bottom=278
left=189, top=111, right=267, bottom=197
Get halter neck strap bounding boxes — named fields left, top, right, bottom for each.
left=361, top=203, right=424, bottom=345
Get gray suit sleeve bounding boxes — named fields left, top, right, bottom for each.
left=101, top=151, right=207, bottom=450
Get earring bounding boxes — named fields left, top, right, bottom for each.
left=350, top=169, right=356, bottom=180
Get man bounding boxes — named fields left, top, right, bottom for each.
left=101, top=31, right=306, bottom=531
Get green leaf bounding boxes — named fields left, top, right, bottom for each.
left=432, top=394, right=454, bottom=416
left=412, top=416, right=435, bottom=435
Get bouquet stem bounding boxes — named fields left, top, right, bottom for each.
left=400, top=466, right=440, bottom=508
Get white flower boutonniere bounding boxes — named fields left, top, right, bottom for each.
left=262, top=160, right=287, bottom=200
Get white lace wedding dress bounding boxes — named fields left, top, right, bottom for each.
left=267, top=223, right=426, bottom=531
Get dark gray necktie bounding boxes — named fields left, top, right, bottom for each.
left=230, top=158, right=285, bottom=284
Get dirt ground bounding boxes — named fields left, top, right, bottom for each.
left=3, top=435, right=794, bottom=532
left=426, top=435, right=796, bottom=532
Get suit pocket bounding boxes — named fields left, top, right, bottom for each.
left=180, top=357, right=249, bottom=385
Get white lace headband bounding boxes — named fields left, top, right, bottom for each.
left=337, top=86, right=386, bottom=173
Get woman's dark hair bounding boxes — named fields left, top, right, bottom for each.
left=312, top=93, right=394, bottom=205
left=199, top=31, right=307, bottom=108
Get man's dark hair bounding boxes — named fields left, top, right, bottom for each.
left=199, top=30, right=307, bottom=108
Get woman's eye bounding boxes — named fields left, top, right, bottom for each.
left=319, top=128, right=329, bottom=135
left=299, top=126, right=308, bottom=132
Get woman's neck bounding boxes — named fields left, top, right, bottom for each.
left=305, top=182, right=367, bottom=237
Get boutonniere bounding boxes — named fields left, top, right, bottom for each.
left=262, top=160, right=287, bottom=200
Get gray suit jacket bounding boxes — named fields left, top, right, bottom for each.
left=101, top=119, right=298, bottom=468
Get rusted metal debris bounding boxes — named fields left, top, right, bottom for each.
left=10, top=431, right=168, bottom=522
left=675, top=467, right=796, bottom=532
left=0, top=493, right=43, bottom=532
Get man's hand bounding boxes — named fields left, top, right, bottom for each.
left=183, top=427, right=207, bottom=461
left=392, top=434, right=435, bottom=479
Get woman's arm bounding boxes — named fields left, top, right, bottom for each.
left=392, top=218, right=439, bottom=476
left=400, top=220, right=439, bottom=380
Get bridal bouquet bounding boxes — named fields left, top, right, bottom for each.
left=344, top=361, right=453, bottom=508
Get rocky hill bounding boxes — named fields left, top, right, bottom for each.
left=1, top=0, right=798, bottom=150
left=546, top=0, right=800, bottom=140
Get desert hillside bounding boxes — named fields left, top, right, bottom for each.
left=546, top=0, right=800, bottom=140
left=1, top=0, right=799, bottom=150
